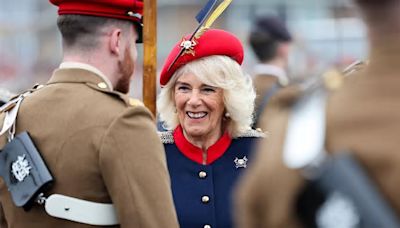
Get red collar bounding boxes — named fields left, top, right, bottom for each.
left=173, top=125, right=232, bottom=165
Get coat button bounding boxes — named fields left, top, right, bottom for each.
left=199, top=171, right=207, bottom=179
left=204, top=225, right=211, bottom=228
left=202, top=195, right=210, bottom=203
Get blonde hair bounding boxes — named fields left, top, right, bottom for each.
left=157, top=55, right=256, bottom=138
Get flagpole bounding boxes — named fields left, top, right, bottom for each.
left=143, top=0, right=157, bottom=117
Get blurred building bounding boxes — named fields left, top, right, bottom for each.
left=0, top=0, right=367, bottom=99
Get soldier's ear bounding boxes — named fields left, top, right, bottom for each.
left=109, top=28, right=122, bottom=56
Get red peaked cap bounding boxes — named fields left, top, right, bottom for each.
left=49, top=0, right=143, bottom=42
left=50, top=0, right=143, bottom=23
left=160, top=29, right=244, bottom=86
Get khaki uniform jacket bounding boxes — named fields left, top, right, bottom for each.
left=0, top=68, right=179, bottom=228
left=253, top=74, right=280, bottom=112
left=235, top=84, right=303, bottom=228
left=235, top=65, right=399, bottom=228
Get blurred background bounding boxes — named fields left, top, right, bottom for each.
left=0, top=0, right=367, bottom=99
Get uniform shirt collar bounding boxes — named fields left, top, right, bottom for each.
left=173, top=125, right=232, bottom=165
left=253, top=63, right=289, bottom=86
left=59, top=62, right=113, bottom=90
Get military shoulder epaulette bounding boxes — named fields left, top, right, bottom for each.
left=237, top=128, right=266, bottom=138
left=158, top=130, right=174, bottom=144
left=127, top=98, right=144, bottom=107
left=322, top=60, right=367, bottom=92
left=86, top=83, right=144, bottom=107
left=323, top=69, right=344, bottom=91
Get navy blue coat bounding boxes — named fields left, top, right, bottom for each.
left=160, top=127, right=264, bottom=228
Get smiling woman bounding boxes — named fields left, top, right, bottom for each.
left=157, top=29, right=265, bottom=228
left=159, top=54, right=255, bottom=138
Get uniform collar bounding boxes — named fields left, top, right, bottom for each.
left=48, top=65, right=112, bottom=91
left=173, top=125, right=232, bottom=165
left=253, top=63, right=289, bottom=86
left=59, top=62, right=113, bottom=90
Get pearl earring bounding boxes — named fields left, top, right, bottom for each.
left=224, top=112, right=231, bottom=118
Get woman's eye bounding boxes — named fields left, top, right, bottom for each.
left=177, top=86, right=190, bottom=91
left=202, top=87, right=216, bottom=93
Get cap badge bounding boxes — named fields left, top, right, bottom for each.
left=127, top=11, right=142, bottom=20
left=234, top=156, right=248, bottom=169
left=165, top=0, right=232, bottom=73
left=180, top=38, right=197, bottom=56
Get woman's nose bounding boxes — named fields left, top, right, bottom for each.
left=187, top=90, right=201, bottom=106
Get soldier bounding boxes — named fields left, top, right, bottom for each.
left=235, top=0, right=400, bottom=227
left=0, top=0, right=179, bottom=227
left=249, top=15, right=293, bottom=127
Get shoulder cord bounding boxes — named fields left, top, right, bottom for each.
left=0, top=91, right=32, bottom=142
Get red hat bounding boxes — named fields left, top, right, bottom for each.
left=50, top=0, right=143, bottom=42
left=160, top=29, right=244, bottom=86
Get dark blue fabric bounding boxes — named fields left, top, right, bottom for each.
left=195, top=0, right=218, bottom=23
left=165, top=137, right=259, bottom=228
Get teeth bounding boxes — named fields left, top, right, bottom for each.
left=187, top=112, right=207, bottom=119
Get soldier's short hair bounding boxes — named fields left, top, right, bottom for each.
left=249, top=16, right=292, bottom=62
left=57, top=15, right=133, bottom=50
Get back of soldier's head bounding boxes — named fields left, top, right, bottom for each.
left=57, top=15, right=133, bottom=51
left=50, top=0, right=144, bottom=51
left=249, top=16, right=292, bottom=62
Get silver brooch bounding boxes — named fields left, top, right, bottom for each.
left=11, top=154, right=32, bottom=182
left=180, top=38, right=197, bottom=56
left=234, top=156, right=248, bottom=169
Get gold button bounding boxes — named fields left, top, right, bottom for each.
left=199, top=171, right=207, bottom=179
left=202, top=195, right=210, bottom=203
left=204, top=225, right=211, bottom=228
left=97, top=82, right=107, bottom=89
left=129, top=98, right=143, bottom=107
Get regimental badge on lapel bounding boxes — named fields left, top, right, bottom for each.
left=11, top=154, right=32, bottom=182
left=234, top=156, right=248, bottom=169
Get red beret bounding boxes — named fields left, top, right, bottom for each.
left=49, top=0, right=143, bottom=25
left=160, top=29, right=244, bottom=86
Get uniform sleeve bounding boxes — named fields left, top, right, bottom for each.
left=99, top=106, right=179, bottom=228
left=234, top=138, right=271, bottom=228
left=234, top=131, right=304, bottom=228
